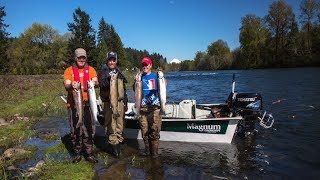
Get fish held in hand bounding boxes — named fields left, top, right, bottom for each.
left=110, top=72, right=120, bottom=117
left=72, top=81, right=83, bottom=128
left=134, top=71, right=142, bottom=118
left=157, top=71, right=167, bottom=114
left=87, top=80, right=100, bottom=125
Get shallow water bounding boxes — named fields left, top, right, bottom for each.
left=23, top=67, right=320, bottom=179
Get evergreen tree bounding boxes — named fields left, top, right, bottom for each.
left=109, top=25, right=128, bottom=68
left=0, top=6, right=10, bottom=73
left=67, top=7, right=97, bottom=66
left=97, top=17, right=128, bottom=69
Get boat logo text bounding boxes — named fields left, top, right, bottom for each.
left=237, top=97, right=256, bottom=102
left=187, top=123, right=221, bottom=133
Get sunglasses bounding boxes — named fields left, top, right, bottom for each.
left=142, top=63, right=150, bottom=67
left=108, top=58, right=117, bottom=62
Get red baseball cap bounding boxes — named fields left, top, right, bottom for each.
left=141, top=57, right=152, bottom=65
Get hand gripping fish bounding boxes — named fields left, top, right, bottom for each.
left=87, top=80, right=100, bottom=126
left=110, top=71, right=120, bottom=117
left=72, top=81, right=83, bottom=128
left=134, top=71, right=142, bottom=118
left=157, top=71, right=167, bottom=114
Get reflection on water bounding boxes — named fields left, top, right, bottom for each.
left=23, top=117, right=265, bottom=179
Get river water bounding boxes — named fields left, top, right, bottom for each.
left=24, top=67, right=320, bottom=179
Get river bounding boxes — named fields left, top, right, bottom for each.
left=24, top=67, right=320, bottom=179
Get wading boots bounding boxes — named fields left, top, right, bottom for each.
left=72, top=154, right=81, bottom=163
left=111, top=144, right=121, bottom=158
left=85, top=155, right=98, bottom=163
left=143, top=139, right=150, bottom=156
left=150, top=140, right=159, bottom=158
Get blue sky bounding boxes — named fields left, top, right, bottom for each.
left=1, top=0, right=301, bottom=62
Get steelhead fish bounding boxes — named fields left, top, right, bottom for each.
left=87, top=80, right=100, bottom=125
left=110, top=72, right=120, bottom=117
left=134, top=71, right=142, bottom=118
left=157, top=71, right=167, bottom=114
left=72, top=81, right=83, bottom=128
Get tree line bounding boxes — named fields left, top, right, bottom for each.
left=168, top=0, right=320, bottom=71
left=1, top=0, right=320, bottom=74
left=0, top=7, right=167, bottom=74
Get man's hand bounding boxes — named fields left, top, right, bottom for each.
left=72, top=81, right=78, bottom=89
left=64, top=79, right=72, bottom=90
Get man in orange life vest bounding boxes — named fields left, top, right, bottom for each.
left=63, top=48, right=98, bottom=163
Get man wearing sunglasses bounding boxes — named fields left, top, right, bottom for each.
left=63, top=48, right=99, bottom=163
left=98, top=51, right=128, bottom=158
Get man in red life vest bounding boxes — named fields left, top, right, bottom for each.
left=63, top=48, right=98, bottom=163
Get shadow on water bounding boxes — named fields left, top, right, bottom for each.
left=95, top=136, right=267, bottom=179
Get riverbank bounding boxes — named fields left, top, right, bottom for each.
left=0, top=73, right=136, bottom=179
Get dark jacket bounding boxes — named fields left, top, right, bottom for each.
left=98, top=64, right=128, bottom=104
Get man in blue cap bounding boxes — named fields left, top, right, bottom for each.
left=98, top=51, right=128, bottom=158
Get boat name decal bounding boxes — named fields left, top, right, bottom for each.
left=187, top=123, right=221, bottom=133
left=238, top=97, right=256, bottom=102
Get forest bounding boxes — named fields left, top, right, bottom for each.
left=0, top=0, right=319, bottom=74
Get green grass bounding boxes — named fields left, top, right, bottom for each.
left=44, top=141, right=68, bottom=155
left=0, top=73, right=136, bottom=179
left=0, top=120, right=36, bottom=149
left=0, top=75, right=67, bottom=118
left=38, top=160, right=95, bottom=180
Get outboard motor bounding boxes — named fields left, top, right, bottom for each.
left=226, top=74, right=274, bottom=137
left=228, top=93, right=262, bottom=136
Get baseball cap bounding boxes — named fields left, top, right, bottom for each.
left=107, top=51, right=117, bottom=60
left=141, top=57, right=152, bottom=65
left=75, top=48, right=87, bottom=58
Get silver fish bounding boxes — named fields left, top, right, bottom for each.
left=72, top=81, right=83, bottom=128
left=157, top=71, right=167, bottom=114
left=110, top=72, right=120, bottom=117
left=87, top=80, right=100, bottom=125
left=134, top=70, right=142, bottom=118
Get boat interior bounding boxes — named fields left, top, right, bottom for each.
left=126, top=100, right=231, bottom=119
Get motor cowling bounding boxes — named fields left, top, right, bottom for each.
left=233, top=93, right=262, bottom=111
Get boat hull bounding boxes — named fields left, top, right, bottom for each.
left=124, top=117, right=241, bottom=143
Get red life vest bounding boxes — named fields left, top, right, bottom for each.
left=72, top=66, right=89, bottom=91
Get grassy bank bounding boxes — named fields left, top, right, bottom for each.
left=0, top=74, right=67, bottom=118
left=0, top=72, right=135, bottom=119
left=0, top=72, right=136, bottom=179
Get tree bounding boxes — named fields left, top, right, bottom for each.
left=239, top=14, right=270, bottom=68
left=194, top=51, right=205, bottom=70
left=51, top=32, right=72, bottom=70
left=207, top=39, right=231, bottom=69
left=110, top=25, right=128, bottom=68
left=97, top=17, right=128, bottom=68
left=67, top=7, right=96, bottom=66
left=6, top=23, right=59, bottom=73
left=180, top=60, right=194, bottom=71
left=299, top=0, right=319, bottom=52
left=265, top=0, right=295, bottom=65
left=0, top=6, right=10, bottom=73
